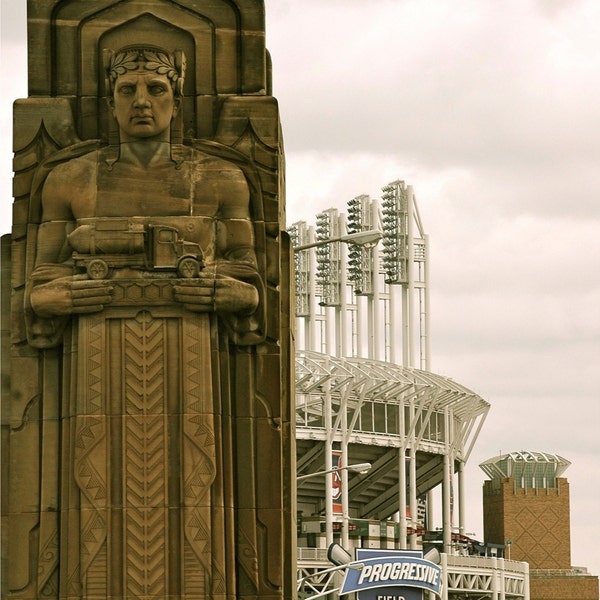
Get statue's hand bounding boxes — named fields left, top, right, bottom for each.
left=29, top=276, right=114, bottom=318
left=173, top=275, right=259, bottom=315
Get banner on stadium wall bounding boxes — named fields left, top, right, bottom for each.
left=340, top=549, right=443, bottom=599
left=332, top=451, right=343, bottom=514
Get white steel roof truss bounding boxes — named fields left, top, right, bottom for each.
left=462, top=404, right=490, bottom=463
left=330, top=382, right=356, bottom=439
left=457, top=403, right=490, bottom=462
left=402, top=389, right=434, bottom=448
left=505, top=575, right=526, bottom=596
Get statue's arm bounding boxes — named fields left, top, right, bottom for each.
left=25, top=159, right=112, bottom=347
left=173, top=163, right=265, bottom=341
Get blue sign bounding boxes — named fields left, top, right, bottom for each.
left=340, top=549, right=443, bottom=599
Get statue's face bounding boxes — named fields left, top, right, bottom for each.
left=111, top=69, right=180, bottom=142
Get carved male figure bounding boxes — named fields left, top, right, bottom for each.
left=29, top=46, right=259, bottom=335
left=19, top=45, right=268, bottom=599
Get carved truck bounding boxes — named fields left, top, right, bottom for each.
left=68, top=218, right=204, bottom=279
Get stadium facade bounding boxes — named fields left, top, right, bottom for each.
left=289, top=181, right=530, bottom=599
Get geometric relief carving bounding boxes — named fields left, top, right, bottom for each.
left=75, top=311, right=218, bottom=597
left=181, top=316, right=223, bottom=598
left=56, top=305, right=233, bottom=598
left=124, top=312, right=166, bottom=415
left=125, top=507, right=168, bottom=597
left=125, top=459, right=168, bottom=585
left=75, top=317, right=110, bottom=597
left=123, top=312, right=168, bottom=597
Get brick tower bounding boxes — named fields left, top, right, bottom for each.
left=481, top=451, right=598, bottom=600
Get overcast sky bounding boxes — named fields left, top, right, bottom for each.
left=2, top=0, right=599, bottom=576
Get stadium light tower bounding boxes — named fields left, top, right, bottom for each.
left=288, top=180, right=428, bottom=367
left=345, top=195, right=381, bottom=359
left=380, top=180, right=430, bottom=369
left=292, top=209, right=383, bottom=357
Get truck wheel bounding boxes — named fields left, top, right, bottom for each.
left=87, top=259, right=109, bottom=280
left=177, top=257, right=199, bottom=278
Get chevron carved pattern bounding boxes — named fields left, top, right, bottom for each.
left=181, top=316, right=225, bottom=597
left=123, top=312, right=169, bottom=597
left=124, top=313, right=166, bottom=415
left=72, top=312, right=225, bottom=597
left=37, top=526, right=59, bottom=597
left=79, top=315, right=104, bottom=415
left=125, top=415, right=166, bottom=506
left=124, top=507, right=168, bottom=597
left=74, top=316, right=108, bottom=596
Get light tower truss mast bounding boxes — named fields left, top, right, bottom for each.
left=289, top=179, right=430, bottom=369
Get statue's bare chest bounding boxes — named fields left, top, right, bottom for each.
left=71, top=160, right=220, bottom=218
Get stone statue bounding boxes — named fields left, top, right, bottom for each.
left=27, top=47, right=262, bottom=347
left=2, top=3, right=294, bottom=600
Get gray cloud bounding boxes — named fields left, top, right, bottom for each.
left=271, top=0, right=600, bottom=221
left=0, top=2, right=27, bottom=45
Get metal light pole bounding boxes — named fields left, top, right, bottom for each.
left=296, top=462, right=372, bottom=482
left=293, top=229, right=383, bottom=252
left=297, top=462, right=372, bottom=548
